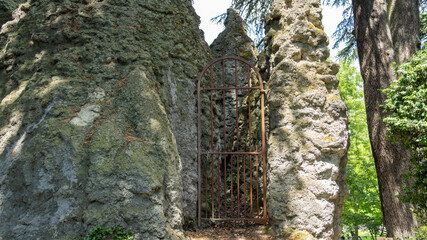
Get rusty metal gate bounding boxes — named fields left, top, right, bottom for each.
left=197, top=56, right=267, bottom=225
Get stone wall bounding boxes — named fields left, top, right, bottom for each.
left=211, top=8, right=258, bottom=63
left=0, top=0, right=210, bottom=239
left=262, top=0, right=349, bottom=239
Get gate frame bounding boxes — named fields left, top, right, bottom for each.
left=197, top=56, right=267, bottom=226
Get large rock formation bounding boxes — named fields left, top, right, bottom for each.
left=209, top=9, right=260, bottom=153
left=209, top=4, right=349, bottom=238
left=1, top=0, right=350, bottom=238
left=0, top=0, right=210, bottom=239
left=262, top=0, right=349, bottom=239
left=211, top=8, right=258, bottom=62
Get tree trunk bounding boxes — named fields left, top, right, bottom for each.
left=355, top=226, right=359, bottom=240
left=352, top=0, right=419, bottom=238
left=388, top=0, right=420, bottom=65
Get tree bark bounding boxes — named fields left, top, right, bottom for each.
left=352, top=0, right=419, bottom=238
left=388, top=0, right=420, bottom=64
left=355, top=226, right=359, bottom=240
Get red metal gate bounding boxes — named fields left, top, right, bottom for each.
left=197, top=56, right=267, bottom=225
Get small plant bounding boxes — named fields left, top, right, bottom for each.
left=401, top=225, right=427, bottom=240
left=263, top=225, right=271, bottom=234
left=414, top=225, right=427, bottom=240
left=80, top=225, right=134, bottom=240
left=226, top=173, right=237, bottom=186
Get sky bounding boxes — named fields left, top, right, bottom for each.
left=192, top=0, right=344, bottom=60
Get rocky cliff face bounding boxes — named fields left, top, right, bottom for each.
left=0, top=0, right=210, bottom=239
left=262, top=0, right=349, bottom=239
left=211, top=8, right=258, bottom=63
left=1, top=0, right=349, bottom=238
left=209, top=9, right=261, bottom=156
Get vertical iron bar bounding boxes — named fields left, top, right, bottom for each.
left=231, top=154, right=234, bottom=217
left=222, top=60, right=227, bottom=217
left=251, top=153, right=254, bottom=218
left=229, top=61, right=234, bottom=217
left=215, top=63, right=221, bottom=219
left=218, top=154, right=221, bottom=218
left=261, top=82, right=267, bottom=220
left=235, top=59, right=240, bottom=218
left=224, top=155, right=227, bottom=217
left=210, top=66, right=214, bottom=219
left=256, top=146, right=259, bottom=215
left=248, top=65, right=253, bottom=218
left=197, top=65, right=202, bottom=227
left=205, top=156, right=208, bottom=218
left=250, top=154, right=254, bottom=218
left=243, top=155, right=246, bottom=203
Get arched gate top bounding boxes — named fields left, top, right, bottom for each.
left=197, top=56, right=265, bottom=91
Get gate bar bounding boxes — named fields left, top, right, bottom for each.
left=201, top=218, right=267, bottom=224
left=210, top=66, right=214, bottom=219
left=201, top=86, right=261, bottom=91
left=201, top=151, right=262, bottom=155
left=222, top=59, right=227, bottom=218
left=248, top=64, right=253, bottom=218
left=197, top=56, right=267, bottom=226
left=235, top=59, right=240, bottom=219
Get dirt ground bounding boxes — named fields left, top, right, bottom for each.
left=185, top=222, right=286, bottom=240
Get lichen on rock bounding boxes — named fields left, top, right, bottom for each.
left=0, top=0, right=26, bottom=27
left=263, top=0, right=349, bottom=239
left=209, top=4, right=349, bottom=238
left=0, top=0, right=210, bottom=239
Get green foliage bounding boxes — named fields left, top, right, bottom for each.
left=421, top=13, right=427, bottom=45
left=80, top=225, right=134, bottom=240
left=402, top=226, right=427, bottom=240
left=337, top=60, right=384, bottom=238
left=325, top=0, right=427, bottom=61
left=231, top=0, right=273, bottom=35
left=382, top=47, right=427, bottom=224
left=215, top=0, right=426, bottom=59
left=226, top=172, right=239, bottom=194
left=217, top=0, right=358, bottom=59
left=414, top=225, right=427, bottom=240
left=323, top=0, right=357, bottom=61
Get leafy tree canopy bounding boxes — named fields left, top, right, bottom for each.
left=217, top=0, right=427, bottom=56
left=338, top=60, right=383, bottom=239
left=382, top=47, right=427, bottom=224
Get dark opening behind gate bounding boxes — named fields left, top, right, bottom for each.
left=197, top=56, right=267, bottom=226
